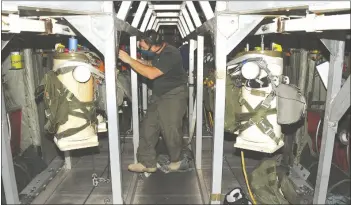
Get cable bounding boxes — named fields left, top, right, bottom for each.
left=82, top=163, right=109, bottom=205
left=347, top=144, right=350, bottom=172
left=327, top=178, right=351, bottom=195
left=315, top=119, right=322, bottom=155
left=241, top=151, right=257, bottom=205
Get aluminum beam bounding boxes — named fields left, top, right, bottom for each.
left=157, top=18, right=179, bottom=22
left=186, top=1, right=202, bottom=28
left=255, top=14, right=351, bottom=35
left=2, top=14, right=75, bottom=35
left=189, top=39, right=196, bottom=138
left=149, top=4, right=182, bottom=10
left=224, top=15, right=264, bottom=55
left=156, top=12, right=180, bottom=17
left=139, top=8, right=153, bottom=113
left=199, top=1, right=215, bottom=20
left=178, top=23, right=186, bottom=37
left=225, top=1, right=350, bottom=14
left=146, top=15, right=156, bottom=30
left=156, top=23, right=178, bottom=32
left=1, top=91, right=20, bottom=204
left=139, top=8, right=152, bottom=32
left=313, top=39, right=345, bottom=204
left=196, top=35, right=204, bottom=169
left=330, top=76, right=350, bottom=122
left=185, top=18, right=215, bottom=40
left=210, top=12, right=264, bottom=204
left=180, top=15, right=190, bottom=35
left=1, top=1, right=107, bottom=14
left=130, top=1, right=145, bottom=163
left=178, top=25, right=185, bottom=38
left=181, top=7, right=195, bottom=32
left=179, top=19, right=187, bottom=36
left=130, top=36, right=139, bottom=163
left=152, top=19, right=160, bottom=30
left=102, top=2, right=123, bottom=203
left=116, top=1, right=132, bottom=20
left=210, top=13, right=228, bottom=205
left=131, top=1, right=147, bottom=28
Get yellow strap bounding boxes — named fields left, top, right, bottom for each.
left=210, top=193, right=223, bottom=202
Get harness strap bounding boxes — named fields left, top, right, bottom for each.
left=54, top=66, right=76, bottom=75
left=42, top=70, right=97, bottom=139
left=235, top=94, right=280, bottom=144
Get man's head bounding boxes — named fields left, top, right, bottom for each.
left=139, top=30, right=164, bottom=57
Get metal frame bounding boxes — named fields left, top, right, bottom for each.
left=188, top=39, right=196, bottom=139
left=2, top=1, right=350, bottom=204
left=255, top=13, right=351, bottom=35
left=313, top=39, right=349, bottom=204
left=2, top=91, right=20, bottom=204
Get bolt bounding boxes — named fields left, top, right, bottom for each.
left=329, top=122, right=336, bottom=127
left=231, top=20, right=235, bottom=24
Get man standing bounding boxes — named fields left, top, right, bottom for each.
left=118, top=30, right=188, bottom=173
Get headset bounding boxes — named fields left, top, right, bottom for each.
left=141, top=29, right=163, bottom=46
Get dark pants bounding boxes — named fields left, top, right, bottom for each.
left=137, top=85, right=188, bottom=168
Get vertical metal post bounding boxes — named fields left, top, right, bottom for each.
left=196, top=35, right=204, bottom=169
left=23, top=48, right=41, bottom=147
left=129, top=1, right=144, bottom=163
left=64, top=151, right=72, bottom=170
left=210, top=11, right=229, bottom=205
left=189, top=39, right=196, bottom=137
left=130, top=37, right=139, bottom=163
left=103, top=2, right=123, bottom=203
left=313, top=39, right=345, bottom=204
left=1, top=91, right=20, bottom=204
left=139, top=8, right=152, bottom=114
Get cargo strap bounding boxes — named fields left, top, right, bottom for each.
left=54, top=66, right=76, bottom=75
left=235, top=93, right=280, bottom=144
left=56, top=91, right=96, bottom=139
left=41, top=70, right=96, bottom=139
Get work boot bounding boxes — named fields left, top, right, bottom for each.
left=167, top=159, right=191, bottom=172
left=128, top=163, right=157, bottom=173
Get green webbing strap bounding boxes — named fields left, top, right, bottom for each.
left=43, top=70, right=97, bottom=139
left=235, top=108, right=277, bottom=121
left=236, top=95, right=280, bottom=144
left=54, top=66, right=76, bottom=75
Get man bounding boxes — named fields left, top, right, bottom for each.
left=118, top=29, right=188, bottom=173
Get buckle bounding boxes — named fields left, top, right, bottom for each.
left=264, top=127, right=275, bottom=137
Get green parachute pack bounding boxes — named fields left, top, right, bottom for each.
left=35, top=70, right=96, bottom=139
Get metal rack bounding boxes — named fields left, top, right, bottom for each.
left=1, top=1, right=350, bottom=204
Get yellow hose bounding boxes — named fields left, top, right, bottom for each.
left=241, top=151, right=257, bottom=205
left=208, top=112, right=214, bottom=127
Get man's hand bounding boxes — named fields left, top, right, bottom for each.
left=118, top=50, right=132, bottom=64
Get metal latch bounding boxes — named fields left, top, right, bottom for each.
left=92, top=173, right=110, bottom=187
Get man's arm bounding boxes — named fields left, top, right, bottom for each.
left=128, top=58, right=163, bottom=80
left=119, top=50, right=163, bottom=80
left=137, top=59, right=152, bottom=66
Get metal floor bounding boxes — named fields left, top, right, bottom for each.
left=37, top=135, right=262, bottom=204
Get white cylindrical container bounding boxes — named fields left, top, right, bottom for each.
left=230, top=51, right=285, bottom=153
left=52, top=52, right=98, bottom=151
